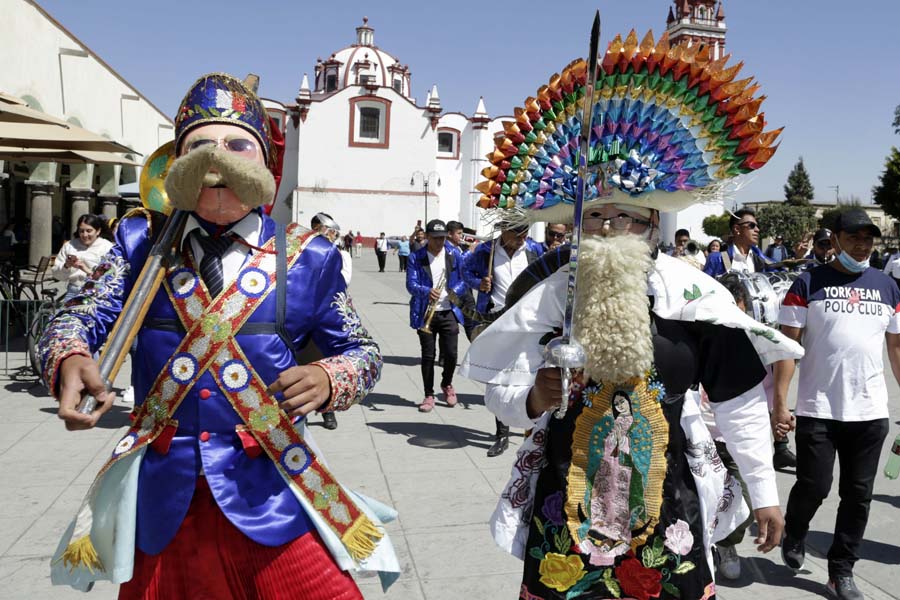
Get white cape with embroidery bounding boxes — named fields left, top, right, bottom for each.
left=459, top=253, right=804, bottom=571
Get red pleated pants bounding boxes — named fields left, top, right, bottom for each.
left=119, top=479, right=364, bottom=600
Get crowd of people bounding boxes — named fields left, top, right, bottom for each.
left=36, top=66, right=898, bottom=600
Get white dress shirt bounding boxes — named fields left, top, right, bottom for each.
left=730, top=246, right=755, bottom=273
left=182, top=212, right=262, bottom=285
left=427, top=247, right=451, bottom=311
left=491, top=243, right=529, bottom=310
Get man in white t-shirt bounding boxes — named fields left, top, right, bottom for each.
left=773, top=208, right=900, bottom=600
left=375, top=232, right=389, bottom=272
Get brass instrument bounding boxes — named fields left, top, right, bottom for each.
left=419, top=271, right=446, bottom=334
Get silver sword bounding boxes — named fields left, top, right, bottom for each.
left=542, top=11, right=601, bottom=419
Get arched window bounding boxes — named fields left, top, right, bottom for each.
left=437, top=127, right=460, bottom=160
left=349, top=97, right=391, bottom=149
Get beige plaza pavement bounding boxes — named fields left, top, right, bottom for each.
left=0, top=249, right=898, bottom=599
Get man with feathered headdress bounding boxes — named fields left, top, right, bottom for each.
left=460, top=31, right=802, bottom=599
left=40, top=73, right=398, bottom=598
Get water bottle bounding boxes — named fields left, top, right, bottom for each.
left=885, top=433, right=900, bottom=480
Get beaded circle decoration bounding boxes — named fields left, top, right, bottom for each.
left=476, top=30, right=782, bottom=218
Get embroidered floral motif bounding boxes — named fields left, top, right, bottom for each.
left=238, top=267, right=268, bottom=298
left=170, top=268, right=198, bottom=299
left=220, top=359, right=251, bottom=392
left=684, top=439, right=724, bottom=478
left=249, top=405, right=281, bottom=433
left=169, top=353, right=198, bottom=384
left=663, top=520, right=694, bottom=556
left=280, top=443, right=312, bottom=475
left=616, top=556, right=662, bottom=600
left=504, top=429, right=547, bottom=511
left=538, top=553, right=586, bottom=592
left=541, top=491, right=565, bottom=527
left=313, top=293, right=382, bottom=413
left=113, top=433, right=138, bottom=456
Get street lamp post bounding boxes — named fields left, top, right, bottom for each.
left=410, top=171, right=441, bottom=226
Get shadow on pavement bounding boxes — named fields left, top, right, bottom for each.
left=367, top=421, right=496, bottom=450
left=372, top=301, right=408, bottom=306
left=363, top=393, right=416, bottom=412
left=807, top=530, right=900, bottom=565
left=382, top=355, right=420, bottom=367
left=39, top=404, right=133, bottom=429
left=458, top=393, right=485, bottom=408
left=4, top=379, right=47, bottom=398
left=717, top=556, right=828, bottom=595
left=872, top=493, right=900, bottom=509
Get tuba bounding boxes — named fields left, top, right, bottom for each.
left=419, top=271, right=446, bottom=334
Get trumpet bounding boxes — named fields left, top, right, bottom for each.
left=419, top=271, right=446, bottom=334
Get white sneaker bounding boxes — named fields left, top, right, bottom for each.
left=717, top=545, right=741, bottom=580
left=121, top=386, right=135, bottom=405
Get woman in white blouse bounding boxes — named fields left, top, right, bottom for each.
left=52, top=214, right=114, bottom=300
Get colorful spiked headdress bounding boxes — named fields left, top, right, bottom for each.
left=476, top=31, right=782, bottom=222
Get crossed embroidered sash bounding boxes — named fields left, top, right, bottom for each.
left=100, top=225, right=382, bottom=561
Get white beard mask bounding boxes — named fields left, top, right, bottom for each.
left=574, top=234, right=655, bottom=383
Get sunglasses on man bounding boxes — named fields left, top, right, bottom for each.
left=737, top=221, right=759, bottom=230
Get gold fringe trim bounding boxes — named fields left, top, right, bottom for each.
left=340, top=516, right=384, bottom=562
left=54, top=535, right=104, bottom=574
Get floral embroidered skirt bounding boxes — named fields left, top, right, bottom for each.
left=518, top=386, right=716, bottom=600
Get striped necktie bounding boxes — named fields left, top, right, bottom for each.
left=193, top=230, right=234, bottom=297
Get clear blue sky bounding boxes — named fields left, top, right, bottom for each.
left=37, top=0, right=900, bottom=207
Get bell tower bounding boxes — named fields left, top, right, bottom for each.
left=666, top=0, right=727, bottom=59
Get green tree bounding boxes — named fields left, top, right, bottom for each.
left=702, top=212, right=731, bottom=239
left=820, top=198, right=862, bottom=231
left=893, top=105, right=900, bottom=135
left=783, top=157, right=815, bottom=206
left=873, top=147, right=900, bottom=219
left=756, top=203, right=818, bottom=243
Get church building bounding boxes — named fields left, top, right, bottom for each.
left=271, top=18, right=506, bottom=238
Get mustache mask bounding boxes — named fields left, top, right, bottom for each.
left=164, top=145, right=275, bottom=212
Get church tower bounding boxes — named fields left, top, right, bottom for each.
left=666, top=0, right=727, bottom=59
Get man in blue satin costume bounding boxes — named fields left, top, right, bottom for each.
left=39, top=73, right=391, bottom=599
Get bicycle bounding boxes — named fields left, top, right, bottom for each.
left=25, top=288, right=64, bottom=378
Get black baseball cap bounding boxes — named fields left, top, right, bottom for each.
left=834, top=208, right=881, bottom=237
left=425, top=219, right=448, bottom=236
left=813, top=228, right=832, bottom=243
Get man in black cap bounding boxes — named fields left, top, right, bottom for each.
left=773, top=208, right=900, bottom=600
left=765, top=234, right=791, bottom=263
left=461, top=221, right=543, bottom=456
left=406, top=219, right=467, bottom=412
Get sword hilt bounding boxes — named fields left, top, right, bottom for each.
left=542, top=336, right=586, bottom=419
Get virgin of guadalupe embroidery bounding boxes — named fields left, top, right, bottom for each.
left=564, top=373, right=669, bottom=567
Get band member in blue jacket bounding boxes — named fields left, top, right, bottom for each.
left=41, top=73, right=397, bottom=599
left=462, top=222, right=543, bottom=456
left=703, top=208, right=774, bottom=277
left=406, top=219, right=468, bottom=412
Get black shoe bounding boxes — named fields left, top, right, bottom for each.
left=487, top=435, right=509, bottom=457
left=773, top=446, right=797, bottom=470
left=322, top=412, right=338, bottom=430
left=781, top=533, right=805, bottom=572
left=826, top=576, right=863, bottom=600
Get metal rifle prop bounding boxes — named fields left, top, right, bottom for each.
left=78, top=209, right=189, bottom=414
left=542, top=12, right=600, bottom=419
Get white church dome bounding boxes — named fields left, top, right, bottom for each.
left=313, top=17, right=412, bottom=99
